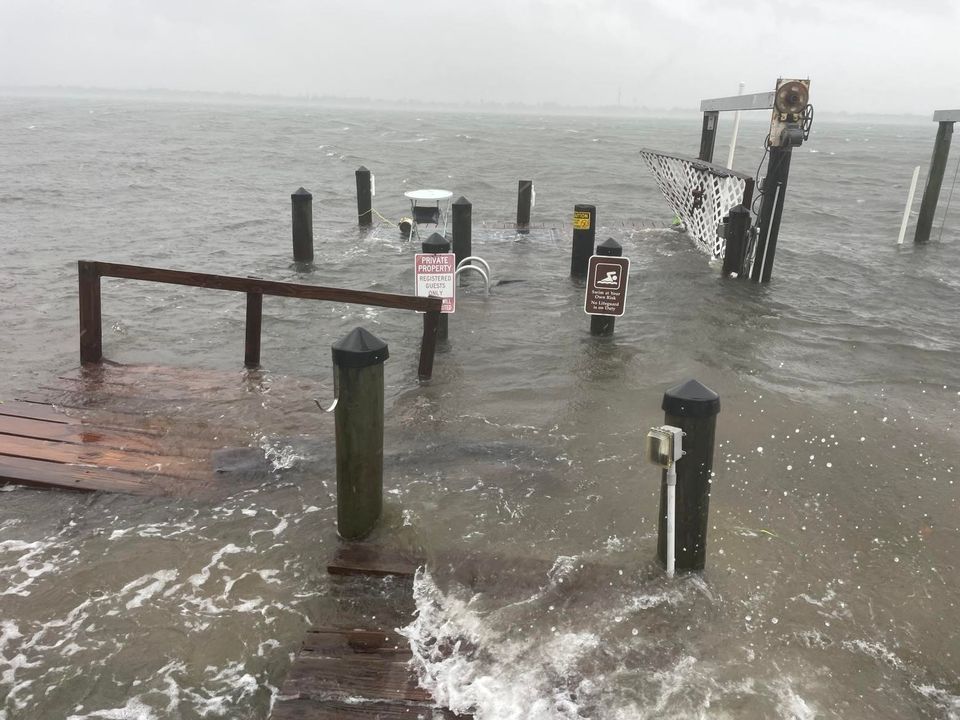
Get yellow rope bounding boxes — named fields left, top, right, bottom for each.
left=359, top=207, right=400, bottom=227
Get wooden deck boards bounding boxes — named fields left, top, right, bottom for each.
left=272, top=545, right=470, bottom=720
left=0, top=363, right=269, bottom=496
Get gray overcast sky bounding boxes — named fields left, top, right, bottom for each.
left=0, top=0, right=957, bottom=114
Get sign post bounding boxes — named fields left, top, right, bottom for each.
left=584, top=241, right=629, bottom=336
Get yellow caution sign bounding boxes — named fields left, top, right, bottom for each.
left=573, top=211, right=591, bottom=230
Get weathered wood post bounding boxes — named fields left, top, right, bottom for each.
left=422, top=233, right=450, bottom=341
left=451, top=196, right=472, bottom=270
left=356, top=166, right=373, bottom=228
left=915, top=120, right=955, bottom=243
left=750, top=147, right=792, bottom=283
left=699, top=111, right=719, bottom=163
left=516, top=180, right=533, bottom=234
left=657, top=379, right=720, bottom=572
left=570, top=204, right=596, bottom=280
left=244, top=290, right=263, bottom=368
left=291, top=187, right=314, bottom=263
left=590, top=238, right=622, bottom=337
left=78, top=261, right=103, bottom=364
left=721, top=204, right=752, bottom=277
left=332, top=327, right=388, bottom=540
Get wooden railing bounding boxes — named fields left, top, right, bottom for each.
left=77, top=261, right=443, bottom=380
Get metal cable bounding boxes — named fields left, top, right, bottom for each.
left=937, top=152, right=960, bottom=242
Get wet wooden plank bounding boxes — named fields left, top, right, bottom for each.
left=0, top=455, right=164, bottom=495
left=280, top=655, right=431, bottom=703
left=0, top=415, right=167, bottom=454
left=0, top=433, right=207, bottom=478
left=328, top=544, right=422, bottom=578
left=301, top=628, right=410, bottom=658
left=270, top=698, right=460, bottom=720
left=0, top=400, right=75, bottom=424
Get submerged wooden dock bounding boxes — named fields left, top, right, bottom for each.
left=0, top=363, right=281, bottom=495
left=272, top=544, right=466, bottom=720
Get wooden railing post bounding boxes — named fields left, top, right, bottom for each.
left=78, top=261, right=102, bottom=364
left=244, top=291, right=263, bottom=368
left=418, top=309, right=440, bottom=381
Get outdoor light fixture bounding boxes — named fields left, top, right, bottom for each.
left=769, top=78, right=811, bottom=148
left=646, top=425, right=684, bottom=578
left=646, top=425, right=684, bottom=468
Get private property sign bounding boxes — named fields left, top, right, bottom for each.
left=584, top=255, right=630, bottom=316
left=414, top=253, right=456, bottom=313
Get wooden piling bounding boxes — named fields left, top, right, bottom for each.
left=516, top=180, right=533, bottom=234
left=699, top=111, right=719, bottom=163
left=750, top=147, right=792, bottom=283
left=356, top=166, right=373, bottom=228
left=590, top=238, right=622, bottom=337
left=332, top=327, right=388, bottom=541
left=78, top=261, right=103, bottom=365
left=657, top=379, right=720, bottom=572
left=244, top=291, right=262, bottom=368
left=721, top=205, right=752, bottom=277
left=291, top=187, right=314, bottom=263
left=570, top=204, right=597, bottom=280
left=451, top=196, right=472, bottom=270
left=915, top=121, right=955, bottom=243
left=422, top=233, right=450, bottom=341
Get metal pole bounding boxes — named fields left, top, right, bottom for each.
left=291, top=187, right=314, bottom=263
left=356, top=166, right=373, bottom=228
left=666, top=464, right=677, bottom=577
left=451, top=196, right=472, bottom=271
left=516, top=180, right=533, bottom=234
left=590, top=238, right=621, bottom=336
left=915, top=121, right=955, bottom=243
left=699, top=111, right=719, bottom=163
left=332, top=327, right=388, bottom=540
left=750, top=147, right=792, bottom=283
left=570, top=204, right=596, bottom=280
left=656, top=379, right=720, bottom=572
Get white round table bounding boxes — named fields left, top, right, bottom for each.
left=404, top=189, right=453, bottom=201
left=404, top=189, right=454, bottom=240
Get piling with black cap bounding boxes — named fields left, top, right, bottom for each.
left=422, top=233, right=450, bottom=341
left=451, top=196, right=472, bottom=270
left=570, top=204, right=597, bottom=280
left=356, top=166, right=373, bottom=228
left=656, top=379, right=720, bottom=572
left=721, top=205, right=752, bottom=277
left=590, top=238, right=622, bottom=336
left=332, top=327, right=388, bottom=540
left=291, top=187, right=314, bottom=263
left=516, top=180, right=533, bottom=234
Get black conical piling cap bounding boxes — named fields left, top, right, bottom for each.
left=292, top=187, right=312, bottom=200
left=596, top=238, right=622, bottom=256
left=357, top=165, right=369, bottom=173
left=662, top=379, right=720, bottom=418
left=422, top=232, right=450, bottom=253
left=453, top=195, right=472, bottom=207
left=332, top=327, right=389, bottom=369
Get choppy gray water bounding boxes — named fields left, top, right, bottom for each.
left=1, top=94, right=958, bottom=719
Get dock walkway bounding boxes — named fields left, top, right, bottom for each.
left=272, top=544, right=465, bottom=720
